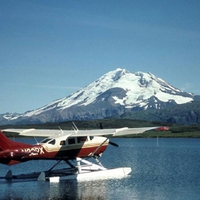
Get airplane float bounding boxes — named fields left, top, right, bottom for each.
left=0, top=124, right=161, bottom=182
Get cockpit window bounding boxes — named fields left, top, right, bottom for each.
left=40, top=138, right=55, bottom=145
left=68, top=138, right=75, bottom=145
left=90, top=136, right=94, bottom=140
left=77, top=137, right=87, bottom=143
left=48, top=139, right=55, bottom=145
left=60, top=140, right=66, bottom=145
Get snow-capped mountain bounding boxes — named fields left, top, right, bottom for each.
left=1, top=68, right=195, bottom=125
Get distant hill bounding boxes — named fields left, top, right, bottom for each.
left=0, top=68, right=199, bottom=125
left=121, top=100, right=200, bottom=124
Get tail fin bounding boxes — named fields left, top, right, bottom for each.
left=0, top=131, right=33, bottom=151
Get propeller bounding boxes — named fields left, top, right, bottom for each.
left=100, top=123, right=103, bottom=129
left=109, top=141, right=119, bottom=148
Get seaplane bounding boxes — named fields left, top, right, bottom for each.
left=0, top=124, right=160, bottom=182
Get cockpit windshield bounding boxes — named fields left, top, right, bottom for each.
left=40, top=138, right=52, bottom=143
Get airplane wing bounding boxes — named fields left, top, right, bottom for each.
left=2, top=127, right=158, bottom=137
left=69, top=127, right=159, bottom=137
left=2, top=128, right=67, bottom=137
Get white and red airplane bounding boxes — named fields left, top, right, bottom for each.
left=0, top=125, right=161, bottom=182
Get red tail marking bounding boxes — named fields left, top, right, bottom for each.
left=0, top=131, right=33, bottom=151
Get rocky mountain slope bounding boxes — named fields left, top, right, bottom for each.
left=0, top=68, right=197, bottom=125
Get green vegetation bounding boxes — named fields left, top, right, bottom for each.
left=126, top=130, right=200, bottom=138
left=1, top=119, right=200, bottom=138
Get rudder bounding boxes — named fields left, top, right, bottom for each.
left=0, top=130, right=33, bottom=151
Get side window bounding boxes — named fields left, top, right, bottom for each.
left=68, top=138, right=76, bottom=145
left=48, top=139, right=55, bottom=145
left=77, top=137, right=87, bottom=143
left=60, top=140, right=66, bottom=145
left=90, top=136, right=94, bottom=140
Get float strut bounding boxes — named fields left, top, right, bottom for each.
left=48, top=160, right=62, bottom=172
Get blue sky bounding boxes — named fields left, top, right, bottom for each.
left=0, top=0, right=200, bottom=113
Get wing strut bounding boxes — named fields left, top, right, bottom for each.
left=72, top=122, right=79, bottom=133
left=90, top=138, right=109, bottom=157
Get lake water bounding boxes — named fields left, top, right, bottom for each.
left=0, top=138, right=200, bottom=200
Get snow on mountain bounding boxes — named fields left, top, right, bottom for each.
left=29, top=68, right=192, bottom=112
left=34, top=69, right=191, bottom=108
left=1, top=68, right=194, bottom=124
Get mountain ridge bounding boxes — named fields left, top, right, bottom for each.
left=0, top=68, right=198, bottom=125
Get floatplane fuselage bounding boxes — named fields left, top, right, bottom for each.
left=0, top=131, right=108, bottom=166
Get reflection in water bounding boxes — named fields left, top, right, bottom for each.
left=42, top=180, right=108, bottom=200
left=49, top=181, right=77, bottom=199
left=77, top=181, right=111, bottom=200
